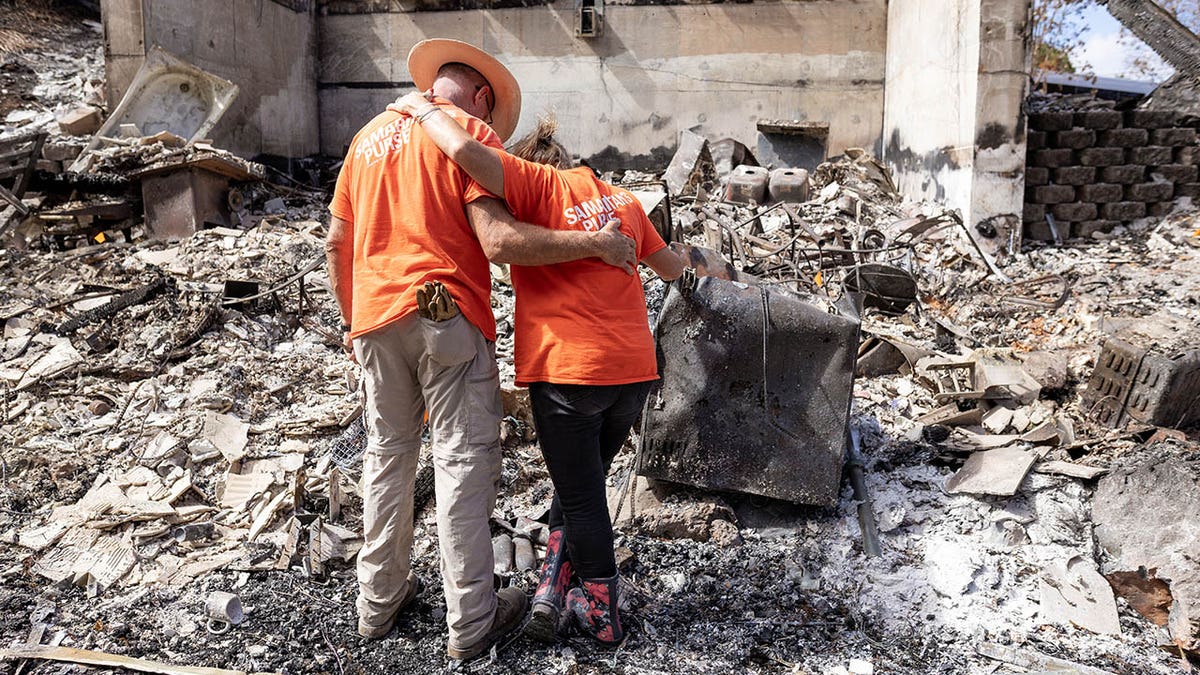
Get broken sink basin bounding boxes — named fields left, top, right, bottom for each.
left=70, top=47, right=239, bottom=172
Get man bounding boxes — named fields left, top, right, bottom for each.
left=325, top=39, right=636, bottom=661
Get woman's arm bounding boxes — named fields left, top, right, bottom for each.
left=642, top=246, right=686, bottom=281
left=394, top=91, right=506, bottom=197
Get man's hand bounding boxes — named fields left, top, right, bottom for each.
left=592, top=218, right=636, bottom=274
left=342, top=331, right=357, bottom=363
left=392, top=90, right=434, bottom=116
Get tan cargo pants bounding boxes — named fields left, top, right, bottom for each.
left=353, top=311, right=502, bottom=649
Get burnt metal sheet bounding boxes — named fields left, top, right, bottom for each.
left=755, top=120, right=829, bottom=173
left=141, top=167, right=234, bottom=240
left=638, top=276, right=858, bottom=505
left=843, top=263, right=917, bottom=316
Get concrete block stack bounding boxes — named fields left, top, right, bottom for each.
left=1023, top=109, right=1200, bottom=241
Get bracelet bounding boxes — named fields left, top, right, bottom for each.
left=416, top=106, right=441, bottom=123
left=340, top=323, right=351, bottom=332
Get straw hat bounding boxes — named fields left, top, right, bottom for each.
left=407, top=39, right=522, bottom=142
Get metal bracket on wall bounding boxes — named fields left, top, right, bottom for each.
left=576, top=0, right=603, bottom=37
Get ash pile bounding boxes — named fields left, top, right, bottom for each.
left=3, top=12, right=1200, bottom=675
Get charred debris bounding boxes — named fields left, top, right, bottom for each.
left=2, top=7, right=1200, bottom=675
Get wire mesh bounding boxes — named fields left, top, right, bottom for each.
left=329, top=414, right=367, bottom=469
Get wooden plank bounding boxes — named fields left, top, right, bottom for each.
left=0, top=131, right=42, bottom=152
left=0, top=165, right=29, bottom=180
left=0, top=645, right=279, bottom=675
left=12, top=133, right=45, bottom=196
left=0, top=184, right=29, bottom=215
left=0, top=148, right=35, bottom=164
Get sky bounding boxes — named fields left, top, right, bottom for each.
left=1073, top=2, right=1174, bottom=82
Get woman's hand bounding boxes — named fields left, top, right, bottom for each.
left=393, top=90, right=434, bottom=116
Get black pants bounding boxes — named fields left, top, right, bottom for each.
left=528, top=380, right=653, bottom=579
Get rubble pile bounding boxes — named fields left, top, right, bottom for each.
left=614, top=133, right=1200, bottom=673
left=3, top=6, right=1200, bottom=674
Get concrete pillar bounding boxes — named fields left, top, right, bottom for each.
left=100, top=0, right=145, bottom=110
left=883, top=0, right=1030, bottom=254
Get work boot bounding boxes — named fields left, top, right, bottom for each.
left=357, top=573, right=423, bottom=639
left=566, top=574, right=624, bottom=645
left=524, top=528, right=573, bottom=643
left=446, top=586, right=528, bottom=661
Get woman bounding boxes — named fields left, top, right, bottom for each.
left=392, top=91, right=684, bottom=645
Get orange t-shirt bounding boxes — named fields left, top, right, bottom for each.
left=329, top=101, right=503, bottom=340
left=498, top=153, right=668, bottom=387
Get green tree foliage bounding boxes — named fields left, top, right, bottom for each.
left=1030, top=0, right=1090, bottom=81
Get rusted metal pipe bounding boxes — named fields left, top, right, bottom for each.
left=846, top=427, right=881, bottom=558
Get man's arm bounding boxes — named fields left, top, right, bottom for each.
left=325, top=215, right=355, bottom=357
left=395, top=92, right=506, bottom=197
left=467, top=197, right=635, bottom=273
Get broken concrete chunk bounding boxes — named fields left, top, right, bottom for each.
left=41, top=140, right=83, bottom=162
left=944, top=428, right=1023, bottom=452
left=708, top=519, right=742, bottom=547
left=17, top=522, right=67, bottom=552
left=662, top=129, right=716, bottom=198
left=1040, top=555, right=1121, bottom=635
left=1017, top=351, right=1069, bottom=391
left=976, top=642, right=1119, bottom=675
left=219, top=472, right=273, bottom=512
left=945, top=446, right=1038, bottom=496
left=1093, top=451, right=1200, bottom=651
left=981, top=404, right=1014, bottom=434
left=56, top=105, right=102, bottom=136
left=499, top=385, right=534, bottom=429
left=1083, top=313, right=1200, bottom=429
left=142, top=432, right=184, bottom=468
left=16, top=339, right=82, bottom=390
left=973, top=350, right=1042, bottom=406
left=313, top=523, right=362, bottom=563
left=186, top=374, right=232, bottom=412
left=192, top=411, right=249, bottom=462
left=610, top=476, right=738, bottom=543
left=1034, top=460, right=1107, bottom=480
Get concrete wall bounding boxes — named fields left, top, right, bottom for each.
left=101, top=0, right=320, bottom=158
left=316, top=2, right=887, bottom=167
left=98, top=0, right=1038, bottom=236
left=883, top=0, right=1030, bottom=250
